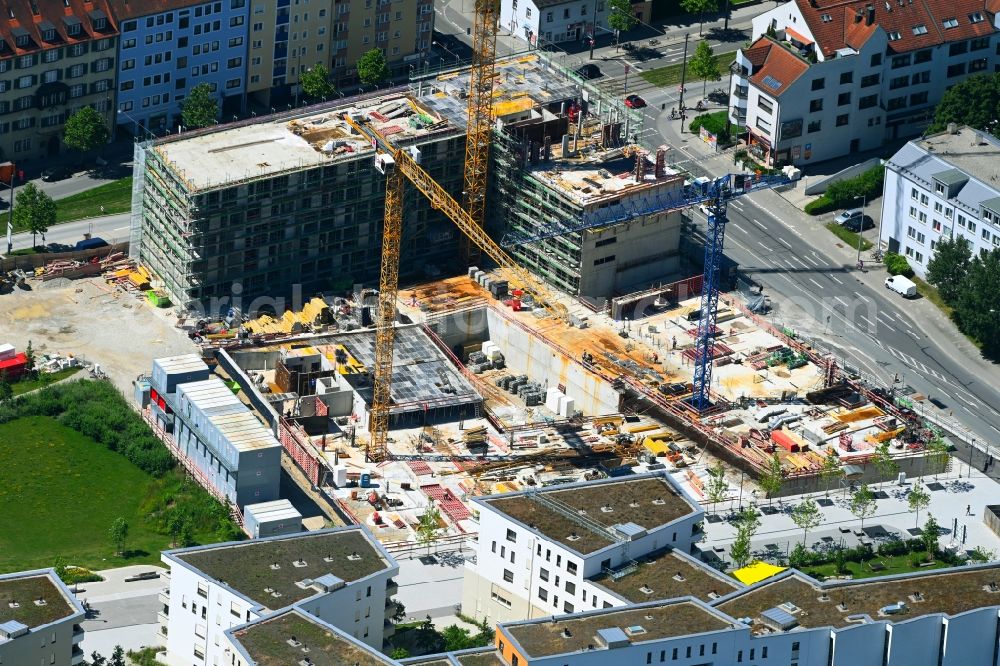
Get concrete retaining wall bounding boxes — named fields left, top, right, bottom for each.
left=803, top=157, right=881, bottom=195
left=1, top=241, right=128, bottom=272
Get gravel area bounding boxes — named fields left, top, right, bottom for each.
left=0, top=278, right=197, bottom=393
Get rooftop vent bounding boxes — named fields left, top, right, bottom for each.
left=264, top=587, right=274, bottom=594
left=323, top=555, right=335, bottom=563
left=298, top=659, right=314, bottom=666
left=347, top=552, right=362, bottom=561
left=708, top=590, right=720, bottom=600
left=33, top=598, right=47, bottom=606
left=644, top=615, right=654, bottom=621
left=836, top=602, right=849, bottom=612
left=293, top=559, right=308, bottom=568
left=287, top=636, right=302, bottom=647
left=568, top=532, right=581, bottom=542
left=879, top=601, right=908, bottom=615
left=601, top=505, right=614, bottom=513
left=271, top=591, right=283, bottom=598
left=626, top=625, right=646, bottom=636
left=8, top=601, right=19, bottom=609
left=652, top=498, right=666, bottom=506
left=629, top=502, right=640, bottom=508
left=818, top=592, right=831, bottom=602
left=672, top=572, right=686, bottom=582
left=561, top=628, right=573, bottom=638
left=985, top=582, right=1000, bottom=593
left=639, top=584, right=654, bottom=595
left=909, top=591, right=925, bottom=602
left=270, top=562, right=281, bottom=570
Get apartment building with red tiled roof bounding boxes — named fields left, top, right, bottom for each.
left=728, top=0, right=1000, bottom=166
left=0, top=0, right=119, bottom=163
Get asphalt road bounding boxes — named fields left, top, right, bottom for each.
left=687, top=192, right=1000, bottom=450
left=7, top=213, right=130, bottom=252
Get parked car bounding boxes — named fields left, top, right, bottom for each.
left=842, top=217, right=875, bottom=232
left=833, top=208, right=864, bottom=226
left=885, top=275, right=917, bottom=298
left=624, top=94, right=647, bottom=108
left=41, top=165, right=76, bottom=182
left=574, top=64, right=602, bottom=80
left=75, top=237, right=109, bottom=251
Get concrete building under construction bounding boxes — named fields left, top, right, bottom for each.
left=132, top=53, right=674, bottom=310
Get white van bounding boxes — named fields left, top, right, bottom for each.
left=885, top=275, right=917, bottom=298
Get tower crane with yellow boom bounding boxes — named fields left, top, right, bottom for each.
left=349, top=0, right=567, bottom=463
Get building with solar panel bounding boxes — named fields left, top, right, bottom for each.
left=728, top=0, right=1000, bottom=167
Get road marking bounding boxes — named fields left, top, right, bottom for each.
left=113, top=225, right=130, bottom=231
left=880, top=311, right=897, bottom=322
left=830, top=275, right=844, bottom=284
left=809, top=278, right=823, bottom=289
left=751, top=219, right=767, bottom=230
left=990, top=425, right=1000, bottom=435
left=858, top=314, right=872, bottom=327
left=956, top=393, right=977, bottom=407
left=906, top=329, right=920, bottom=340
left=729, top=200, right=744, bottom=210
left=880, top=321, right=897, bottom=332
left=790, top=256, right=810, bottom=270
left=757, top=241, right=772, bottom=251
left=834, top=296, right=848, bottom=307
left=778, top=237, right=792, bottom=249
left=854, top=292, right=871, bottom=301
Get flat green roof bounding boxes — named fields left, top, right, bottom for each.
left=592, top=549, right=740, bottom=604
left=175, top=529, right=389, bottom=609
left=0, top=574, right=77, bottom=629
left=232, top=610, right=393, bottom=666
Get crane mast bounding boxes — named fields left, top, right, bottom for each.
left=460, top=0, right=499, bottom=265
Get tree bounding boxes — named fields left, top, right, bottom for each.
left=389, top=600, right=406, bottom=624
left=926, top=235, right=972, bottom=303
left=758, top=453, right=783, bottom=505
left=441, top=625, right=477, bottom=651
left=921, top=514, right=940, bottom=557
left=63, top=106, right=109, bottom=154
left=181, top=83, right=218, bottom=129
left=13, top=182, right=56, bottom=248
left=819, top=453, right=844, bottom=496
left=705, top=461, right=728, bottom=514
left=952, top=249, right=1000, bottom=357
left=872, top=442, right=899, bottom=488
left=679, top=0, right=720, bottom=36
left=606, top=0, right=638, bottom=46
left=109, top=516, right=129, bottom=557
left=24, top=340, right=36, bottom=378
left=791, top=497, right=822, bottom=546
left=417, top=506, right=442, bottom=554
left=300, top=63, right=335, bottom=100
left=357, top=48, right=391, bottom=86
left=926, top=436, right=950, bottom=479
left=907, top=483, right=930, bottom=528
left=849, top=484, right=877, bottom=531
left=0, top=376, right=12, bottom=403
left=927, top=72, right=1000, bottom=137
left=89, top=651, right=107, bottom=666
left=390, top=648, right=411, bottom=660
left=109, top=646, right=126, bottom=666
left=688, top=41, right=720, bottom=99
left=52, top=555, right=68, bottom=581
left=729, top=526, right=752, bottom=569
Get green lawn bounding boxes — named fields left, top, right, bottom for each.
left=12, top=368, right=82, bottom=396
left=53, top=176, right=132, bottom=224
left=825, top=222, right=873, bottom=252
left=802, top=551, right=948, bottom=580
left=0, top=416, right=222, bottom=572
left=640, top=52, right=737, bottom=88
left=912, top=276, right=955, bottom=318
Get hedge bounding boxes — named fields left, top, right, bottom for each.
left=884, top=252, right=914, bottom=277
left=805, top=165, right=885, bottom=216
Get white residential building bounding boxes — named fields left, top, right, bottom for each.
left=499, top=0, right=651, bottom=47
left=881, top=125, right=1000, bottom=275
left=157, top=526, right=399, bottom=666
left=729, top=0, right=1000, bottom=166
left=489, top=565, right=1000, bottom=666
left=222, top=606, right=396, bottom=666
left=461, top=472, right=707, bottom=624
left=0, top=569, right=86, bottom=666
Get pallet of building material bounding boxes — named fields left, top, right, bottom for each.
left=822, top=421, right=849, bottom=434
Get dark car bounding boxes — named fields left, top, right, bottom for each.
left=842, top=217, right=875, bottom=232
left=41, top=165, right=76, bottom=182
left=624, top=94, right=647, bottom=108
left=75, top=237, right=109, bottom=251
left=575, top=64, right=602, bottom=80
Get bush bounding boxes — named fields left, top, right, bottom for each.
left=805, top=195, right=838, bottom=215
left=806, top=165, right=884, bottom=215
left=876, top=540, right=908, bottom=557
left=884, top=252, right=914, bottom=277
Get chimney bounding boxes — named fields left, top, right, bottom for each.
left=947, top=122, right=959, bottom=134
left=634, top=151, right=647, bottom=183
left=655, top=149, right=666, bottom=178
left=866, top=4, right=875, bottom=25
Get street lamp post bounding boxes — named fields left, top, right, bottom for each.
left=856, top=194, right=867, bottom=267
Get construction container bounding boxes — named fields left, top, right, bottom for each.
left=147, top=290, right=171, bottom=308
left=244, top=499, right=302, bottom=539
left=134, top=379, right=151, bottom=409
left=558, top=396, right=576, bottom=417
left=771, top=428, right=808, bottom=452
left=151, top=354, right=210, bottom=395
left=0, top=343, right=15, bottom=361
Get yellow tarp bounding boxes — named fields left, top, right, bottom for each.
left=733, top=561, right=788, bottom=585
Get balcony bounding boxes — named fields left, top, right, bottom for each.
left=157, top=610, right=169, bottom=625
left=734, top=85, right=749, bottom=100
left=72, top=646, right=85, bottom=665
left=157, top=624, right=168, bottom=645
left=72, top=624, right=84, bottom=642
left=158, top=589, right=170, bottom=605
left=385, top=578, right=398, bottom=596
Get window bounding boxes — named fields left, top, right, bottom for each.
left=540, top=568, right=549, bottom=581
left=971, top=37, right=990, bottom=51
left=947, top=63, right=966, bottom=77
left=537, top=586, right=548, bottom=601
left=888, top=30, right=901, bottom=40
left=969, top=11, right=984, bottom=23
left=836, top=114, right=849, bottom=126
left=912, top=24, right=927, bottom=35
left=839, top=71, right=853, bottom=85
left=506, top=529, right=517, bottom=543
left=933, top=220, right=942, bottom=231
left=887, top=96, right=907, bottom=110
left=891, top=54, right=911, bottom=68
left=919, top=211, right=928, bottom=223
left=943, top=17, right=958, bottom=28
left=934, top=201, right=944, bottom=212
left=913, top=188, right=920, bottom=200
left=969, top=58, right=988, bottom=73
left=859, top=94, right=878, bottom=109
left=809, top=99, right=823, bottom=112
left=915, top=48, right=933, bottom=63
left=838, top=92, right=851, bottom=105
left=563, top=601, right=574, bottom=613
left=910, top=91, right=928, bottom=105
left=808, top=120, right=822, bottom=133
left=565, top=581, right=576, bottom=594
left=503, top=569, right=513, bottom=583
left=811, top=78, right=825, bottom=90
left=920, top=193, right=929, bottom=205
left=861, top=73, right=880, bottom=87
left=759, top=97, right=773, bottom=114
left=567, top=561, right=578, bottom=575
left=890, top=75, right=909, bottom=90
left=912, top=70, right=931, bottom=84
left=870, top=53, right=882, bottom=66
left=910, top=206, right=918, bottom=218
left=950, top=41, right=968, bottom=56
left=230, top=15, right=244, bottom=27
